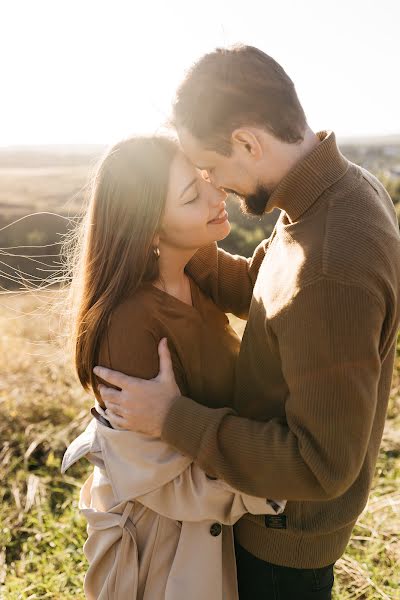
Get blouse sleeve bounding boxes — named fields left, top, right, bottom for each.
left=94, top=297, right=188, bottom=407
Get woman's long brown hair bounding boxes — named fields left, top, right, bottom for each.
left=63, top=135, right=178, bottom=397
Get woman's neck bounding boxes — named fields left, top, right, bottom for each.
left=152, top=244, right=197, bottom=305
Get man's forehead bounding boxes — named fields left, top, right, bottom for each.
left=180, top=147, right=219, bottom=174
left=177, top=128, right=196, bottom=151
left=177, top=127, right=209, bottom=160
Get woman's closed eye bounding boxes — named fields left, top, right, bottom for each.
left=185, top=194, right=199, bottom=204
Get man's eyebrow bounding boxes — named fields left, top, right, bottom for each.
left=179, top=178, right=197, bottom=199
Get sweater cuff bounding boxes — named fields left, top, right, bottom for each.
left=161, top=395, right=231, bottom=460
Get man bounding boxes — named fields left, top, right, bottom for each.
left=94, top=46, right=400, bottom=599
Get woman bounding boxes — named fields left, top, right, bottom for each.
left=61, top=135, right=286, bottom=600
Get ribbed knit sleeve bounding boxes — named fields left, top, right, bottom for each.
left=95, top=296, right=188, bottom=406
left=161, top=278, right=385, bottom=501
left=185, top=238, right=270, bottom=319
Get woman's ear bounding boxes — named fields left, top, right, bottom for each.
left=231, top=128, right=262, bottom=160
left=152, top=233, right=160, bottom=246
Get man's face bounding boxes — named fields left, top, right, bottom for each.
left=177, top=127, right=272, bottom=216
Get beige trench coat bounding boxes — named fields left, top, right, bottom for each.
left=61, top=401, right=286, bottom=600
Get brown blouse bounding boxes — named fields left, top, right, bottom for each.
left=94, top=275, right=240, bottom=410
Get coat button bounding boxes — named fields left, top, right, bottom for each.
left=210, top=522, right=222, bottom=537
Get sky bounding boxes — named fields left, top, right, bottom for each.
left=0, top=0, right=399, bottom=146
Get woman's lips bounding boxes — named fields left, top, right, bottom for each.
left=208, top=205, right=228, bottom=224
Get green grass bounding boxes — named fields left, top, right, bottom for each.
left=0, top=293, right=399, bottom=599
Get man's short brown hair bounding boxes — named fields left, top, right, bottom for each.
left=172, top=45, right=307, bottom=155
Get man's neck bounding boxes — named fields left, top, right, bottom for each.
left=264, top=130, right=347, bottom=222
left=265, top=127, right=321, bottom=195
left=286, top=128, right=321, bottom=175
left=299, top=128, right=321, bottom=160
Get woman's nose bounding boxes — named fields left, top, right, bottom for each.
left=214, top=186, right=227, bottom=203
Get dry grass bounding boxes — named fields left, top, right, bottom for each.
left=0, top=292, right=399, bottom=599
left=0, top=291, right=92, bottom=598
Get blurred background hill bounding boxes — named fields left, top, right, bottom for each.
left=0, top=136, right=399, bottom=291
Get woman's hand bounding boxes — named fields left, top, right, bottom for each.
left=94, top=338, right=181, bottom=437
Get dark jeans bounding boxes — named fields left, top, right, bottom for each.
left=234, top=539, right=335, bottom=600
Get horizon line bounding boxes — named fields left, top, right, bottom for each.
left=1, top=132, right=400, bottom=150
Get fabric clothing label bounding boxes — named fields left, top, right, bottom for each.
left=264, top=515, right=287, bottom=529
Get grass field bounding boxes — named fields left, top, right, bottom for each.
left=0, top=290, right=399, bottom=599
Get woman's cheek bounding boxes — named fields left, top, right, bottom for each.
left=184, top=204, right=206, bottom=230
left=176, top=210, right=202, bottom=243
left=181, top=210, right=207, bottom=246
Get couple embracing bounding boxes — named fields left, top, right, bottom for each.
left=61, top=45, right=400, bottom=599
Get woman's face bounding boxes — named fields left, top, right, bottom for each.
left=159, top=150, right=230, bottom=251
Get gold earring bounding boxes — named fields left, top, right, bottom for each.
left=153, top=246, right=160, bottom=259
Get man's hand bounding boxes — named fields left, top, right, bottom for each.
left=93, top=338, right=181, bottom=437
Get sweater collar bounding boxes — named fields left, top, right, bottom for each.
left=265, top=130, right=349, bottom=222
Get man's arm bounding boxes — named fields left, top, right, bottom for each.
left=161, top=279, right=385, bottom=501
left=186, top=235, right=271, bottom=319
left=135, top=463, right=286, bottom=524
left=78, top=406, right=286, bottom=524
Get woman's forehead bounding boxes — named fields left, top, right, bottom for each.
left=167, top=151, right=197, bottom=202
left=171, top=150, right=197, bottom=180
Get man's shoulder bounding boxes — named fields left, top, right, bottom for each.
left=326, top=163, right=398, bottom=248
left=320, top=165, right=400, bottom=296
left=336, top=162, right=396, bottom=220
left=284, top=163, right=399, bottom=300
left=357, top=165, right=391, bottom=197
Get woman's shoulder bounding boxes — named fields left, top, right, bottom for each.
left=98, top=284, right=162, bottom=381
left=109, top=283, right=160, bottom=331
left=100, top=283, right=162, bottom=362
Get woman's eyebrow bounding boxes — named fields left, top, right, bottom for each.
left=179, top=178, right=197, bottom=199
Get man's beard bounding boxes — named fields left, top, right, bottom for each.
left=238, top=184, right=271, bottom=216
